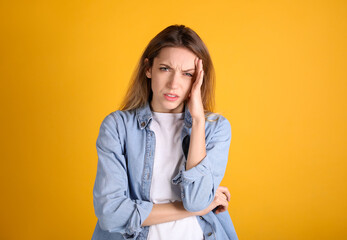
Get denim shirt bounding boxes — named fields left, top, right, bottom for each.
left=92, top=102, right=238, bottom=240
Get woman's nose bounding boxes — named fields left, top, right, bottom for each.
left=167, top=72, right=180, bottom=89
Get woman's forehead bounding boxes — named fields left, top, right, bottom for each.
left=155, top=47, right=196, bottom=69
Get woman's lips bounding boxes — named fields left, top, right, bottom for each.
left=164, top=93, right=179, bottom=101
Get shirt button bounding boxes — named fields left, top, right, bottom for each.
left=141, top=122, right=145, bottom=127
left=199, top=216, right=203, bottom=220
left=207, top=232, right=213, bottom=236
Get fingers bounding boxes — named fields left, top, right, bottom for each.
left=214, top=186, right=231, bottom=214
left=197, top=59, right=203, bottom=87
left=216, top=186, right=231, bottom=202
left=193, top=58, right=204, bottom=88
left=214, top=191, right=229, bottom=214
left=194, top=57, right=198, bottom=70
left=197, top=186, right=231, bottom=216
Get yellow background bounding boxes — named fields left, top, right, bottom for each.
left=0, top=0, right=346, bottom=239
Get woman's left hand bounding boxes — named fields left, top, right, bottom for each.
left=193, top=186, right=230, bottom=216
left=187, top=58, right=205, bottom=120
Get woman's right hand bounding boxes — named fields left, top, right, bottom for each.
left=194, top=186, right=231, bottom=216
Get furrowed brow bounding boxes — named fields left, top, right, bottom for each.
left=182, top=68, right=195, bottom=72
left=159, top=63, right=195, bottom=72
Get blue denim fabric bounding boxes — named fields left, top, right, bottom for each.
left=92, top=101, right=238, bottom=240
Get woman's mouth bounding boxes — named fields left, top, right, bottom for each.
left=164, top=93, right=179, bottom=101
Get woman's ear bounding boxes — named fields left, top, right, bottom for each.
left=144, top=58, right=152, bottom=79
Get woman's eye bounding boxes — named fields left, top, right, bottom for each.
left=159, top=67, right=169, bottom=71
left=185, top=73, right=193, bottom=77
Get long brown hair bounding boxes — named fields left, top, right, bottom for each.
left=119, top=24, right=217, bottom=118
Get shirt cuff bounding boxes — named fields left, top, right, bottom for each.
left=119, top=199, right=153, bottom=239
left=171, top=154, right=211, bottom=185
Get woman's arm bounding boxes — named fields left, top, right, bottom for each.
left=185, top=58, right=207, bottom=172
left=93, top=113, right=153, bottom=239
left=141, top=201, right=195, bottom=226
left=186, top=116, right=206, bottom=171
left=172, top=116, right=232, bottom=212
left=142, top=186, right=230, bottom=227
left=171, top=58, right=233, bottom=213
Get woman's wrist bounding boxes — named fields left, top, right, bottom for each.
left=192, top=116, right=205, bottom=125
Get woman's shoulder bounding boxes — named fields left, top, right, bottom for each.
left=204, top=112, right=232, bottom=138
left=99, top=108, right=137, bottom=129
left=205, top=112, right=231, bottom=127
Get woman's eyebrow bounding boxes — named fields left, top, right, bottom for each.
left=159, top=63, right=195, bottom=72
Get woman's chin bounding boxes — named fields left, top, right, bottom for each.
left=162, top=102, right=184, bottom=113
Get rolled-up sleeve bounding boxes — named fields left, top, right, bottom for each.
left=172, top=116, right=232, bottom=212
left=93, top=113, right=153, bottom=239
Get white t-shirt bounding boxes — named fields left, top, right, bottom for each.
left=147, top=111, right=204, bottom=240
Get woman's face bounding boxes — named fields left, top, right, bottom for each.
left=146, top=47, right=197, bottom=113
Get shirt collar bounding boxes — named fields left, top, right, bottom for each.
left=136, top=101, right=193, bottom=130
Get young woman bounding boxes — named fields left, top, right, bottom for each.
left=92, top=25, right=238, bottom=240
